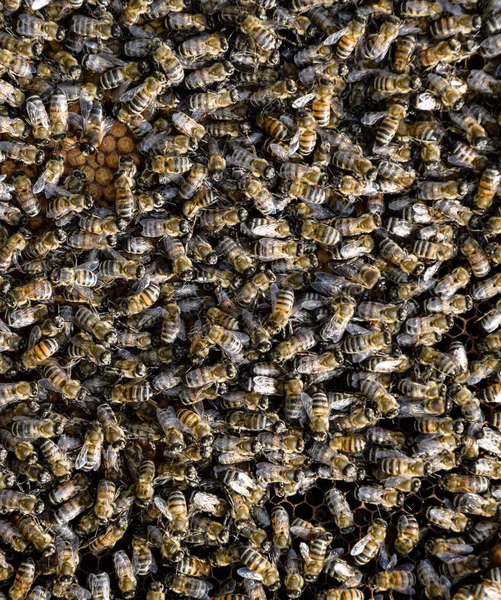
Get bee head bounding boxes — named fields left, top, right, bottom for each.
left=80, top=142, right=96, bottom=155
left=112, top=24, right=123, bottom=38
left=68, top=65, right=82, bottom=80
left=32, top=42, right=43, bottom=56
left=56, top=27, right=66, bottom=42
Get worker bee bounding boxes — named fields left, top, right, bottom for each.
left=9, top=558, right=36, bottom=600
left=113, top=552, right=136, bottom=599
left=395, top=515, right=419, bottom=555
left=325, top=489, right=354, bottom=533
left=238, top=547, right=280, bottom=590
left=350, top=518, right=387, bottom=565
left=89, top=518, right=128, bottom=555
left=370, top=566, right=416, bottom=594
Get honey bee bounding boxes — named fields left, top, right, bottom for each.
left=9, top=558, right=36, bottom=600
left=171, top=575, right=212, bottom=600
left=350, top=518, right=387, bottom=565
left=113, top=552, right=137, bottom=599
left=475, top=168, right=501, bottom=211
left=0, top=520, right=29, bottom=553
left=147, top=583, right=165, bottom=600
left=370, top=566, right=416, bottom=594
left=238, top=547, right=280, bottom=590
left=394, top=515, right=420, bottom=555
left=325, top=489, right=354, bottom=533
left=283, top=549, right=303, bottom=598
left=426, top=506, right=469, bottom=532
left=89, top=518, right=128, bottom=555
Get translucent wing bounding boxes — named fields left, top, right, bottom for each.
left=237, top=568, right=263, bottom=582
left=323, top=27, right=349, bottom=45
left=292, top=93, right=315, bottom=109
left=26, top=98, right=50, bottom=129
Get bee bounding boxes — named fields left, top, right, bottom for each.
left=426, top=506, right=469, bottom=532
left=431, top=15, right=481, bottom=39
left=12, top=173, right=40, bottom=218
left=427, top=73, right=464, bottom=111
left=269, top=505, right=291, bottom=549
left=417, top=560, right=452, bottom=600
left=325, top=489, right=354, bottom=533
left=393, top=35, right=416, bottom=73
left=130, top=534, right=156, bottom=576
left=323, top=13, right=367, bottom=60
left=113, top=552, right=137, bottom=599
left=70, top=15, right=121, bottom=40
left=89, top=518, right=128, bottom=555
left=349, top=518, right=387, bottom=566
left=25, top=96, right=50, bottom=144
left=17, top=15, right=65, bottom=41
left=0, top=520, right=30, bottom=552
left=0, top=490, right=44, bottom=516
left=394, top=515, right=419, bottom=555
left=165, top=490, right=188, bottom=537
left=284, top=549, right=303, bottom=599
left=418, top=39, right=461, bottom=68
left=475, top=167, right=501, bottom=211
left=251, top=80, right=297, bottom=108
left=171, top=575, right=212, bottom=600
left=372, top=73, right=421, bottom=100
left=147, top=583, right=165, bottom=600
left=371, top=567, right=416, bottom=594
left=54, top=535, right=78, bottom=583
left=219, top=237, right=255, bottom=276
left=0, top=143, right=44, bottom=166
left=9, top=559, right=36, bottom=600
left=238, top=547, right=280, bottom=590
left=298, top=532, right=332, bottom=583
left=88, top=573, right=110, bottom=600
left=320, top=591, right=364, bottom=600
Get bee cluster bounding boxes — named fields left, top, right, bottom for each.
left=1, top=0, right=501, bottom=598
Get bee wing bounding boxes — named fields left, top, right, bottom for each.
left=398, top=24, right=420, bottom=35
left=323, top=27, right=349, bottom=45
left=26, top=98, right=50, bottom=129
left=83, top=54, right=119, bottom=74
left=362, top=111, right=386, bottom=125
left=379, top=544, right=397, bottom=569
left=79, top=88, right=94, bottom=127
left=28, top=325, right=42, bottom=350
left=237, top=568, right=264, bottom=582
left=33, top=170, right=49, bottom=195
left=72, top=284, right=95, bottom=302
left=439, top=576, right=451, bottom=600
left=139, top=130, right=170, bottom=153
left=46, top=184, right=73, bottom=201
left=218, top=451, right=253, bottom=465
left=130, top=275, right=151, bottom=295
left=301, top=393, right=313, bottom=420
left=38, top=378, right=63, bottom=394
left=75, top=261, right=100, bottom=272
left=292, top=93, right=315, bottom=109
left=152, top=496, right=173, bottom=519
left=481, top=34, right=501, bottom=58
left=350, top=532, right=371, bottom=556
left=288, top=129, right=301, bottom=156
left=270, top=282, right=279, bottom=310
left=74, top=442, right=89, bottom=470
left=0, top=318, right=11, bottom=334
left=120, top=83, right=146, bottom=103
left=346, top=323, right=373, bottom=335
left=299, top=541, right=310, bottom=562
left=129, top=25, right=156, bottom=39
left=269, top=143, right=291, bottom=161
